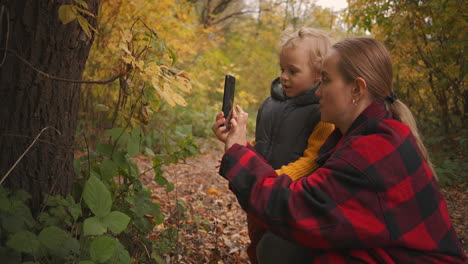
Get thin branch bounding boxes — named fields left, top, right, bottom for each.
left=138, top=239, right=151, bottom=260
left=132, top=18, right=159, bottom=39
left=213, top=9, right=271, bottom=25
left=1, top=48, right=122, bottom=84
left=0, top=127, right=61, bottom=185
left=83, top=133, right=91, bottom=179
left=110, top=84, right=145, bottom=157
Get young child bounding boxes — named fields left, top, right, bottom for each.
left=212, top=27, right=334, bottom=264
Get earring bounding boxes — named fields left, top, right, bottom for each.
left=352, top=99, right=356, bottom=105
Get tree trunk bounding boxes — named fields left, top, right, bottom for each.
left=0, top=0, right=100, bottom=214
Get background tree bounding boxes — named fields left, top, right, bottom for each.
left=0, top=0, right=101, bottom=214
left=347, top=0, right=466, bottom=132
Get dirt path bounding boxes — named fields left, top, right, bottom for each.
left=137, top=142, right=467, bottom=263
left=137, top=141, right=250, bottom=263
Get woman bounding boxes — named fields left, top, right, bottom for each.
left=214, top=38, right=466, bottom=263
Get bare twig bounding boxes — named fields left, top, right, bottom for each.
left=138, top=165, right=157, bottom=178
left=138, top=239, right=152, bottom=260
left=83, top=132, right=91, bottom=179
left=0, top=127, right=61, bottom=185
left=1, top=48, right=122, bottom=84
left=110, top=84, right=145, bottom=157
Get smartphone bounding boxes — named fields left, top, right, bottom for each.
left=222, top=74, right=236, bottom=120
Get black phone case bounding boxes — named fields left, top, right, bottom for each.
left=222, top=75, right=236, bottom=118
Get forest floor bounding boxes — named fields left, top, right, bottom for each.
left=136, top=140, right=467, bottom=263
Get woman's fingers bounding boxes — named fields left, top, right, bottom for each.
left=215, top=111, right=224, bottom=121
left=212, top=113, right=229, bottom=143
left=230, top=117, right=238, bottom=129
left=212, top=116, right=225, bottom=131
left=235, top=104, right=245, bottom=114
left=233, top=105, right=248, bottom=126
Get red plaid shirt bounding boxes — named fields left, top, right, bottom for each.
left=219, top=102, right=466, bottom=263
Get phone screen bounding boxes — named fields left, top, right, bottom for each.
left=222, top=74, right=236, bottom=119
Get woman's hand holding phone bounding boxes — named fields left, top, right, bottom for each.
left=211, top=105, right=246, bottom=148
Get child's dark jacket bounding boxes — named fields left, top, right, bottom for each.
left=254, top=78, right=321, bottom=169
left=220, top=101, right=466, bottom=263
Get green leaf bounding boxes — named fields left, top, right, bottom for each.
left=112, top=151, right=128, bottom=168
left=38, top=226, right=79, bottom=257
left=100, top=160, right=117, bottom=181
left=0, top=194, right=11, bottom=212
left=83, top=176, right=112, bottom=217
left=58, top=5, right=77, bottom=25
left=110, top=240, right=131, bottom=264
left=176, top=199, right=185, bottom=214
left=38, top=226, right=69, bottom=251
left=102, top=211, right=130, bottom=234
left=0, top=246, right=21, bottom=264
left=83, top=216, right=107, bottom=236
left=145, top=147, right=155, bottom=157
left=90, top=236, right=115, bottom=263
left=12, top=190, right=31, bottom=203
left=127, top=138, right=140, bottom=157
left=104, top=128, right=126, bottom=144
left=96, top=143, right=113, bottom=157
left=78, top=261, right=95, bottom=264
left=131, top=125, right=142, bottom=139
left=7, top=231, right=41, bottom=255
left=67, top=196, right=82, bottom=221
left=96, top=104, right=110, bottom=111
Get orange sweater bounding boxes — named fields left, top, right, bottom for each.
left=275, top=121, right=334, bottom=181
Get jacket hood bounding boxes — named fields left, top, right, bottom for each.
left=270, top=77, right=320, bottom=106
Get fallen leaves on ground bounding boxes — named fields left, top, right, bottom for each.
left=135, top=142, right=467, bottom=263
left=135, top=141, right=250, bottom=263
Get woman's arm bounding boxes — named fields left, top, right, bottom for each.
left=220, top=143, right=386, bottom=249
left=275, top=121, right=334, bottom=181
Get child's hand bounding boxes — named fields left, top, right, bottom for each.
left=211, top=112, right=229, bottom=143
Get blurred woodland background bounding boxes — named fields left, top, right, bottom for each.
left=0, top=0, right=466, bottom=263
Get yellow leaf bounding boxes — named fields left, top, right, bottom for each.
left=121, top=55, right=132, bottom=64
left=120, top=29, right=132, bottom=43
left=174, top=77, right=192, bottom=93
left=152, top=78, right=175, bottom=107
left=207, top=188, right=220, bottom=195
left=58, top=5, right=77, bottom=25
left=76, top=6, right=96, bottom=18
left=135, top=60, right=144, bottom=70
left=176, top=71, right=190, bottom=80
left=119, top=43, right=131, bottom=55
left=77, top=15, right=92, bottom=38
left=74, top=0, right=89, bottom=9
left=144, top=63, right=160, bottom=76
left=164, top=83, right=187, bottom=106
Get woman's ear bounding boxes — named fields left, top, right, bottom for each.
left=353, top=77, right=367, bottom=97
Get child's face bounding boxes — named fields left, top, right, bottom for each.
left=279, top=43, right=320, bottom=98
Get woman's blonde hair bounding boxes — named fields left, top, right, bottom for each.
left=332, top=37, right=437, bottom=179
left=280, top=27, right=332, bottom=68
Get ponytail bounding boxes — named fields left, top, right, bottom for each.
left=388, top=100, right=438, bottom=180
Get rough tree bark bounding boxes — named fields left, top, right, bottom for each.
left=0, top=0, right=100, bottom=214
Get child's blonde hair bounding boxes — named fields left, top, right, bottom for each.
left=280, top=27, right=332, bottom=68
